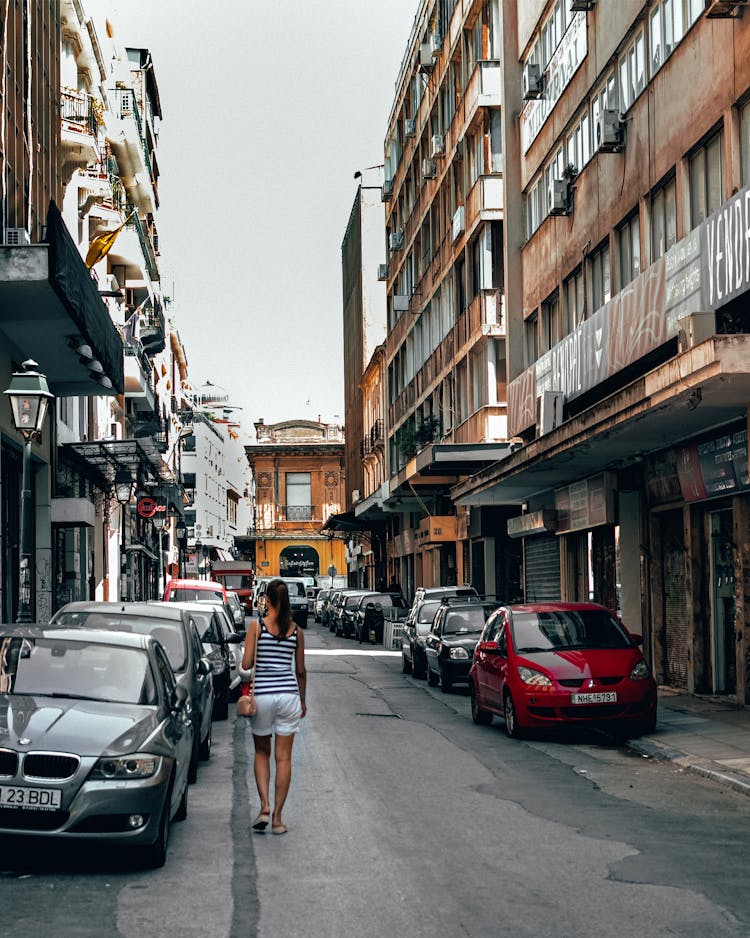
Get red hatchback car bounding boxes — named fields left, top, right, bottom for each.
left=468, top=602, right=657, bottom=739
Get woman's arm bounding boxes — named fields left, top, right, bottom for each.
left=241, top=620, right=259, bottom=672
left=295, top=628, right=307, bottom=718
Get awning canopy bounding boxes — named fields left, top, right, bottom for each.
left=61, top=438, right=174, bottom=492
left=321, top=511, right=374, bottom=534
left=0, top=201, right=124, bottom=395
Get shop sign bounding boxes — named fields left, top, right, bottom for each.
left=677, top=429, right=749, bottom=501
left=554, top=473, right=614, bottom=534
left=137, top=496, right=166, bottom=519
left=507, top=510, right=557, bottom=539
left=521, top=13, right=587, bottom=153
left=701, top=184, right=750, bottom=310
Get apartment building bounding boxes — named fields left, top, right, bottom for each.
left=246, top=419, right=346, bottom=580
left=380, top=0, right=520, bottom=600
left=454, top=0, right=750, bottom=704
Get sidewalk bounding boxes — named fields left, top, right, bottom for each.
left=626, top=687, right=750, bottom=796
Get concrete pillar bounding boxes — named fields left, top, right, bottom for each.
left=732, top=494, right=750, bottom=705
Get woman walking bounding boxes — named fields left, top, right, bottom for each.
left=241, top=578, right=307, bottom=834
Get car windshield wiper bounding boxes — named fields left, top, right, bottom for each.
left=516, top=646, right=552, bottom=653
left=43, top=691, right=102, bottom=701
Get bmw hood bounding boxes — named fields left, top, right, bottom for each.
left=0, top=695, right=161, bottom=757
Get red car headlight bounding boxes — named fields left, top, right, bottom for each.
left=629, top=660, right=651, bottom=681
left=517, top=666, right=552, bottom=687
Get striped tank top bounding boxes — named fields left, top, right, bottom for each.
left=254, top=621, right=299, bottom=696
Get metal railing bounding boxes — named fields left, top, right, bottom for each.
left=115, top=89, right=155, bottom=184
left=60, top=90, right=99, bottom=137
left=125, top=203, right=157, bottom=280
left=282, top=505, right=314, bottom=522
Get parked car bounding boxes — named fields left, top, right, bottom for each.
left=314, top=589, right=330, bottom=623
left=306, top=585, right=321, bottom=605
left=252, top=576, right=273, bottom=610
left=163, top=578, right=227, bottom=605
left=0, top=625, right=192, bottom=868
left=256, top=576, right=310, bottom=628
left=335, top=591, right=370, bottom=638
left=468, top=602, right=658, bottom=739
left=51, top=601, right=214, bottom=783
left=166, top=601, right=243, bottom=719
left=353, top=592, right=409, bottom=644
left=224, top=591, right=246, bottom=632
left=424, top=600, right=499, bottom=692
left=326, top=589, right=348, bottom=632
left=402, top=599, right=441, bottom=678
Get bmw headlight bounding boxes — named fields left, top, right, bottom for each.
left=517, top=666, right=552, bottom=687
left=629, top=660, right=650, bottom=681
left=449, top=647, right=469, bottom=659
left=90, top=755, right=162, bottom=780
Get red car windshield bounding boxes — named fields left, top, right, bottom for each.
left=510, top=609, right=632, bottom=653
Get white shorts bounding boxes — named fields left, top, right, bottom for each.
left=251, top=692, right=302, bottom=736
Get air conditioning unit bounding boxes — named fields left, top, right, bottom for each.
left=389, top=229, right=404, bottom=252
left=431, top=134, right=445, bottom=158
left=206, top=525, right=213, bottom=537
left=677, top=311, right=716, bottom=352
left=705, top=0, right=747, bottom=17
left=523, top=62, right=543, bottom=100
left=570, top=0, right=596, bottom=11
left=422, top=158, right=437, bottom=179
left=4, top=228, right=31, bottom=246
left=452, top=205, right=465, bottom=242
left=405, top=117, right=416, bottom=138
left=377, top=263, right=389, bottom=281
left=393, top=295, right=411, bottom=312
left=420, top=43, right=434, bottom=70
left=596, top=108, right=624, bottom=152
left=548, top=179, right=570, bottom=216
left=381, top=178, right=394, bottom=202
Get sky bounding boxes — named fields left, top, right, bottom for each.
left=90, top=0, right=419, bottom=435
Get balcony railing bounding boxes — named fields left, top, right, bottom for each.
left=282, top=505, right=314, bottom=522
left=115, top=89, right=154, bottom=182
left=125, top=203, right=157, bottom=280
left=61, top=89, right=99, bottom=138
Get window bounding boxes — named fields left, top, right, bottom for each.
left=526, top=176, right=544, bottom=238
left=619, top=30, right=646, bottom=113
left=740, top=100, right=750, bottom=188
left=524, top=314, right=539, bottom=368
left=564, top=267, right=585, bottom=333
left=651, top=176, right=677, bottom=261
left=591, top=73, right=616, bottom=150
left=541, top=292, right=560, bottom=353
left=285, top=473, right=311, bottom=521
left=589, top=240, right=611, bottom=312
left=689, top=131, right=724, bottom=229
left=619, top=212, right=641, bottom=287
left=567, top=111, right=591, bottom=174
left=544, top=148, right=565, bottom=213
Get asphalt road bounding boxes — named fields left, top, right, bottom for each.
left=2, top=618, right=750, bottom=937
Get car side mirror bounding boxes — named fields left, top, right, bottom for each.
left=225, top=633, right=243, bottom=644
left=197, top=657, right=211, bottom=676
left=171, top=683, right=189, bottom=711
left=478, top=640, right=499, bottom=653
left=629, top=632, right=644, bottom=646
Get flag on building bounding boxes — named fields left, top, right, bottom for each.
left=85, top=212, right=134, bottom=268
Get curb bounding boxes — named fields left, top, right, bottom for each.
left=626, top=737, right=750, bottom=797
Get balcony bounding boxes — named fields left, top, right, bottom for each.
left=124, top=340, right=155, bottom=412
left=60, top=90, right=100, bottom=169
left=466, top=175, right=503, bottom=232
left=463, top=60, right=502, bottom=125
left=282, top=505, right=314, bottom=522
left=139, top=303, right=166, bottom=355
left=107, top=88, right=158, bottom=215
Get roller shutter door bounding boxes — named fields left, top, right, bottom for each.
left=524, top=535, right=561, bottom=601
left=662, top=510, right=689, bottom=687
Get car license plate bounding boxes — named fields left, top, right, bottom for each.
left=571, top=692, right=617, bottom=704
left=0, top=785, right=62, bottom=811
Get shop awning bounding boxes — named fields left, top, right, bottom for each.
left=61, top=438, right=175, bottom=491
left=0, top=201, right=124, bottom=395
left=321, top=511, right=371, bottom=534
left=453, top=335, right=750, bottom=506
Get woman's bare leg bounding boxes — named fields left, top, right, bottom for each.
left=252, top=734, right=272, bottom=815
left=272, top=733, right=295, bottom=826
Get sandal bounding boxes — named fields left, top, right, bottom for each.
left=271, top=823, right=287, bottom=835
left=252, top=811, right=270, bottom=832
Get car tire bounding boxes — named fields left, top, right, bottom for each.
left=199, top=720, right=212, bottom=761
left=412, top=654, right=426, bottom=680
left=626, top=712, right=657, bottom=738
left=402, top=653, right=412, bottom=674
left=213, top=685, right=229, bottom=722
left=427, top=664, right=439, bottom=687
left=439, top=668, right=452, bottom=693
left=470, top=684, right=493, bottom=725
left=174, top=780, right=188, bottom=822
left=142, top=786, right=171, bottom=869
left=188, top=733, right=199, bottom=784
left=504, top=692, right=524, bottom=739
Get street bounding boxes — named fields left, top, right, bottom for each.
left=2, top=620, right=750, bottom=938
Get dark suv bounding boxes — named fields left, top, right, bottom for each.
left=404, top=586, right=478, bottom=678
left=424, top=599, right=499, bottom=692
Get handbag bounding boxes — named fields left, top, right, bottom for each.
left=237, top=623, right=259, bottom=717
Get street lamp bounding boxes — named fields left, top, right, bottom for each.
left=195, top=538, right=203, bottom=580
left=175, top=520, right=187, bottom=577
left=114, top=468, right=134, bottom=601
left=4, top=360, right=53, bottom=623
left=152, top=513, right=165, bottom=598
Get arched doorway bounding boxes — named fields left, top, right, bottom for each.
left=279, top=545, right=319, bottom=578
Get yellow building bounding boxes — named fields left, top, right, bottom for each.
left=245, top=419, right=346, bottom=580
